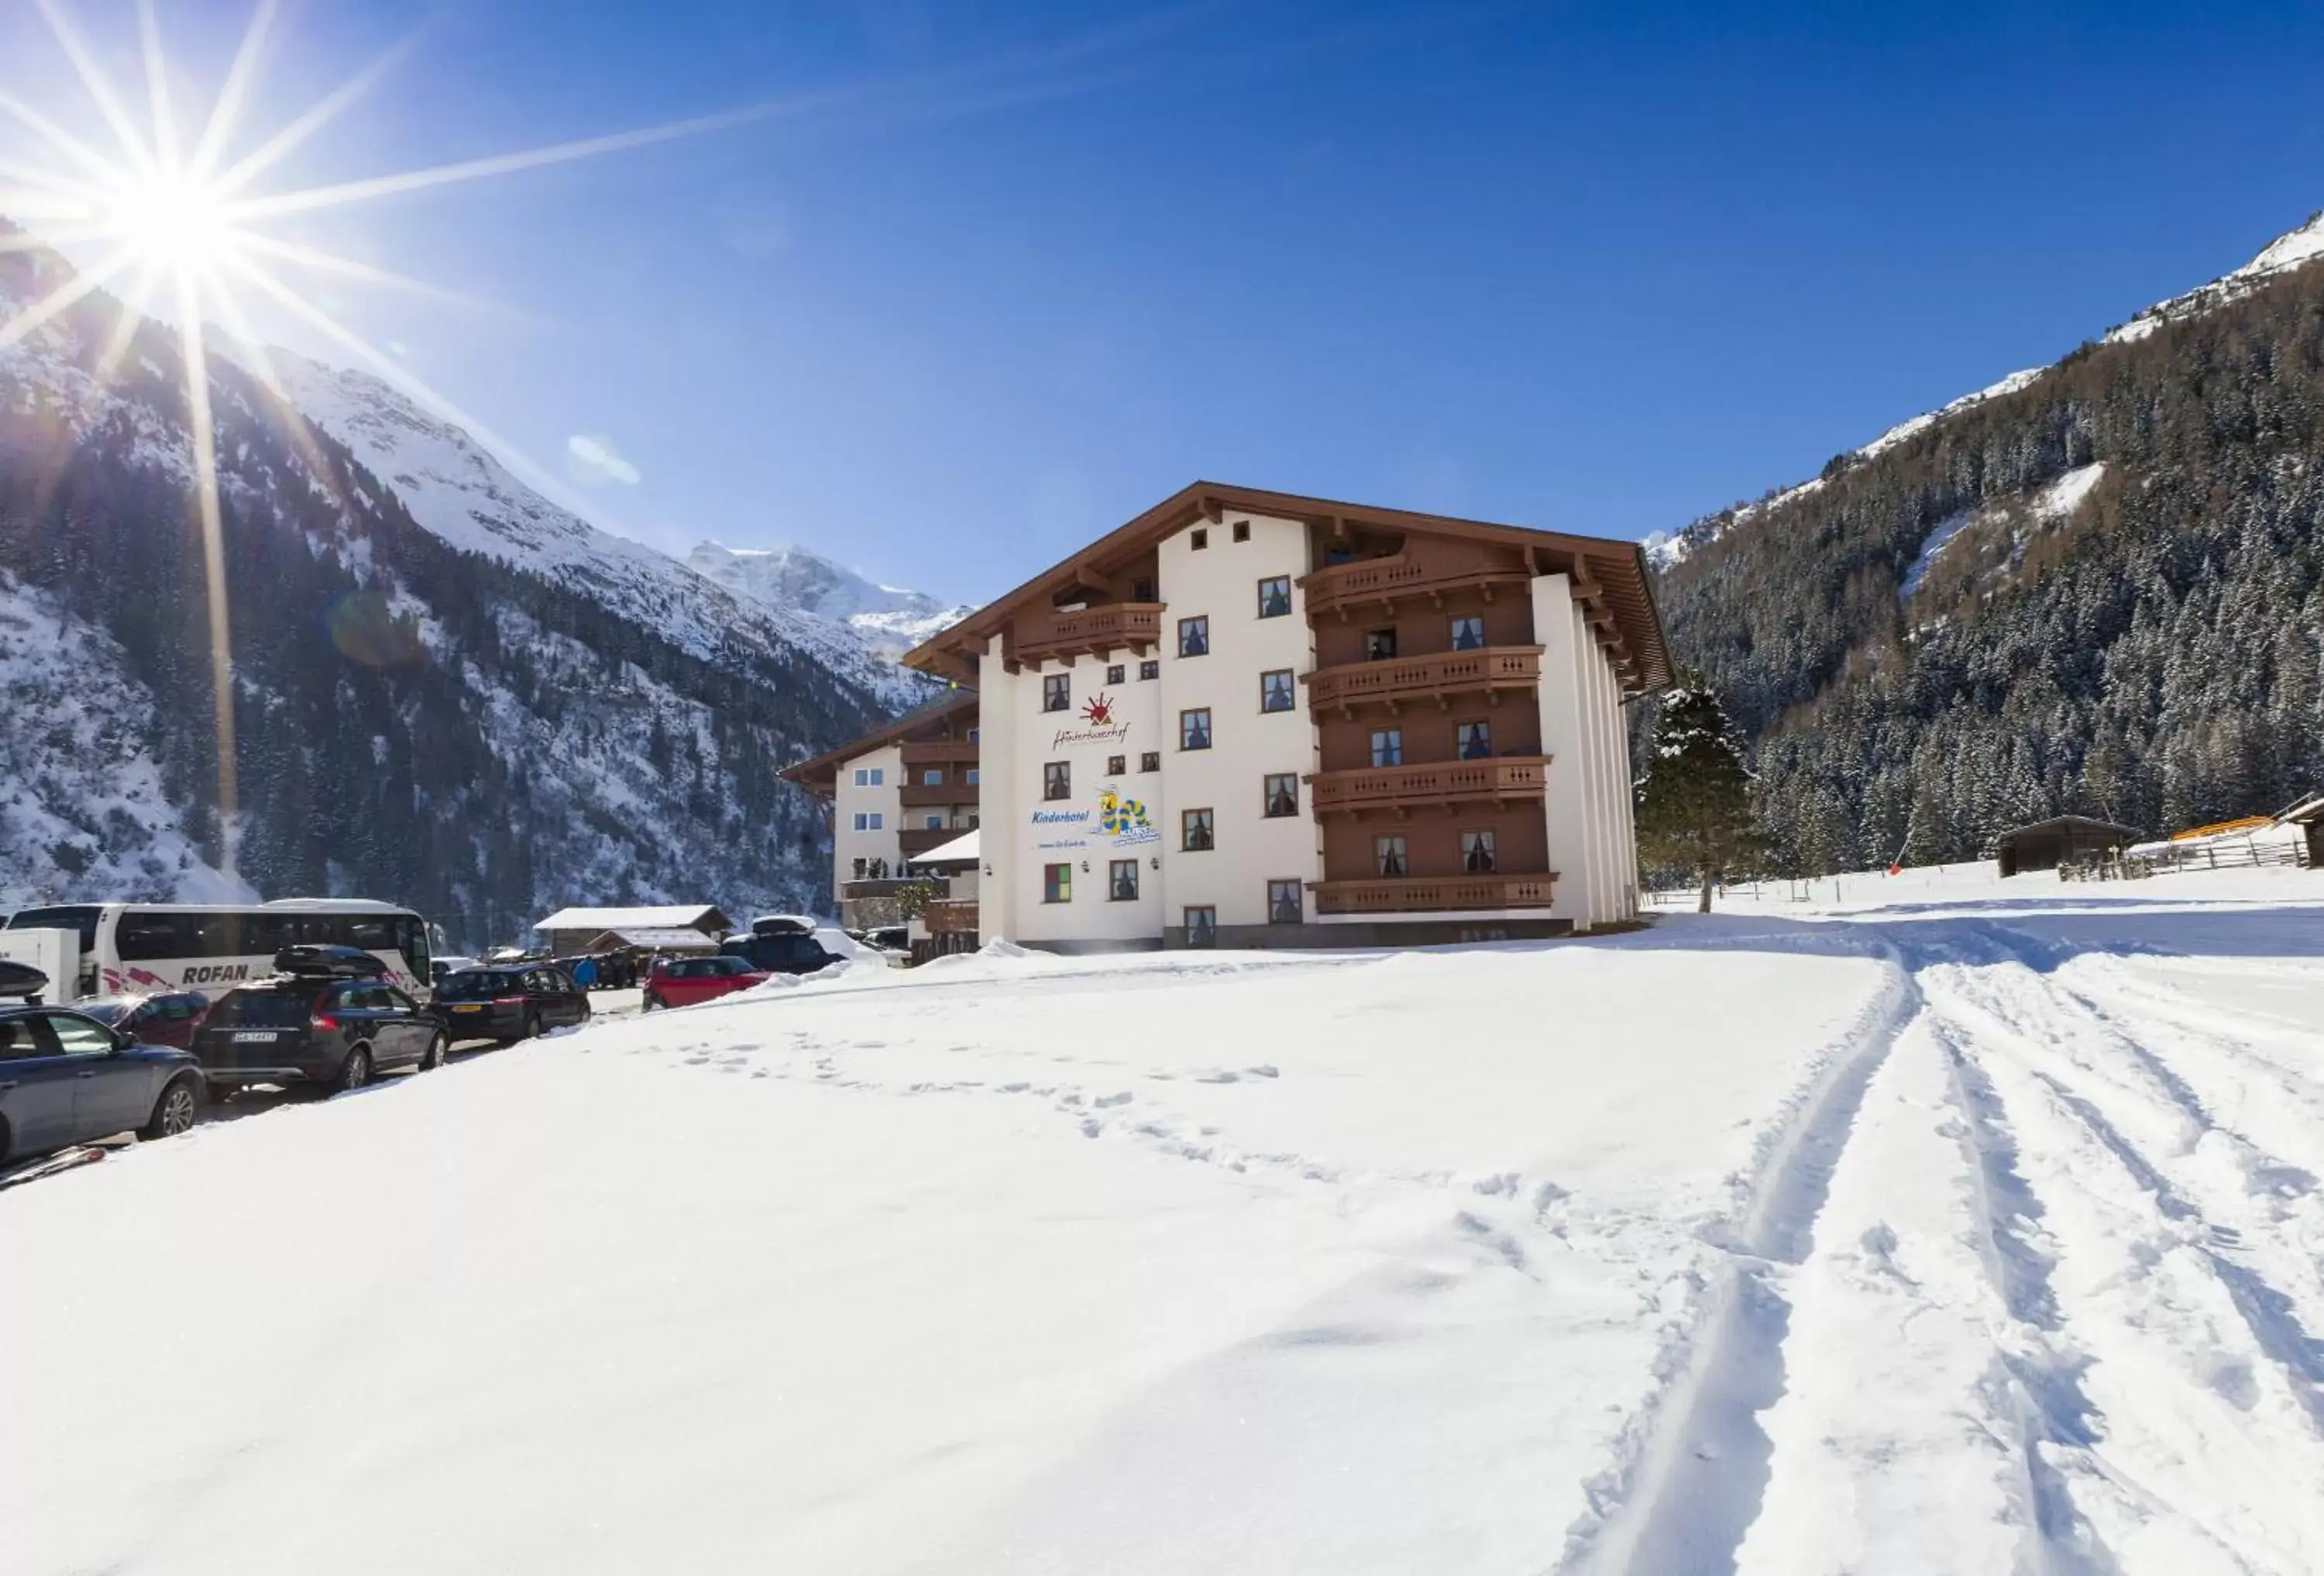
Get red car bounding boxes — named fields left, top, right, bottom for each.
left=73, top=991, right=211, bottom=1050
left=643, top=955, right=769, bottom=1010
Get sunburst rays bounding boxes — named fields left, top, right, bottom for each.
left=0, top=1, right=788, bottom=878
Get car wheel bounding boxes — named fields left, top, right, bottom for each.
left=421, top=1031, right=447, bottom=1070
left=334, top=1046, right=373, bottom=1094
left=141, top=1076, right=201, bottom=1141
left=0, top=1115, right=12, bottom=1166
left=524, top=1008, right=542, bottom=1041
left=642, top=993, right=662, bottom=1012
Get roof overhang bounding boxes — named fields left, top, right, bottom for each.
left=902, top=480, right=1672, bottom=693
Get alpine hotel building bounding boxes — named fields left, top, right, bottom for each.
left=790, top=483, right=1672, bottom=953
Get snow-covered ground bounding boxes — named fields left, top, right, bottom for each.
left=5, top=866, right=2321, bottom=1574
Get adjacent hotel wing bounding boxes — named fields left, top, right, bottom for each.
left=891, top=481, right=1670, bottom=952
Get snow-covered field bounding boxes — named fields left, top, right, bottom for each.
left=5, top=866, right=2321, bottom=1574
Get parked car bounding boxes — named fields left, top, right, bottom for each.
left=191, top=946, right=445, bottom=1097
left=720, top=930, right=844, bottom=978
left=0, top=1003, right=204, bottom=1165
left=429, top=965, right=590, bottom=1045
left=429, top=955, right=480, bottom=987
left=645, top=955, right=770, bottom=1010
left=72, top=991, right=211, bottom=1051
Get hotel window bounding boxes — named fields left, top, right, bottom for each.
left=1042, top=673, right=1070, bottom=712
left=1044, top=863, right=1073, bottom=903
left=1232, top=520, right=1251, bottom=542
left=1181, top=708, right=1212, bottom=750
left=1107, top=663, right=1126, bottom=685
left=1178, top=616, right=1209, bottom=657
left=924, top=814, right=944, bottom=830
left=1267, top=879, right=1302, bottom=924
left=1450, top=614, right=1487, bottom=651
left=853, top=811, right=883, bottom=831
left=1374, top=834, right=1408, bottom=877
left=965, top=767, right=980, bottom=785
left=1370, top=728, right=1403, bottom=767
left=1257, top=575, right=1292, bottom=618
left=854, top=766, right=885, bottom=786
left=1191, top=528, right=1209, bottom=551
left=1140, top=751, right=1160, bottom=772
left=1107, top=755, right=1126, bottom=776
left=1139, top=659, right=1160, bottom=680
left=1259, top=669, right=1296, bottom=713
left=852, top=767, right=868, bottom=786
left=922, top=768, right=944, bottom=786
left=1133, top=576, right=1157, bottom=602
left=1457, top=721, right=1494, bottom=759
left=1184, top=906, right=1218, bottom=946
left=968, top=728, right=981, bottom=743
left=1364, top=628, right=1397, bottom=662
left=1109, top=859, right=1140, bottom=901
left=1263, top=773, right=1298, bottom=818
left=1462, top=829, right=1498, bottom=872
left=1043, top=762, right=1071, bottom=801
left=1182, top=807, right=1215, bottom=851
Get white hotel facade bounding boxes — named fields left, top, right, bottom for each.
left=878, top=483, right=1672, bottom=952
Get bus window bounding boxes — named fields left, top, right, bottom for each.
left=117, top=911, right=201, bottom=961
left=346, top=917, right=397, bottom=953
left=397, top=917, right=431, bottom=980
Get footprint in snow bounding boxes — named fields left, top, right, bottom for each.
left=1198, top=1070, right=1240, bottom=1084
left=1093, top=1091, right=1134, bottom=1108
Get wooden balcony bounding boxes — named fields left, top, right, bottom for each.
left=1309, top=872, right=1556, bottom=915
left=842, top=876, right=949, bottom=900
left=899, top=739, right=978, bottom=766
left=1301, top=550, right=1532, bottom=620
left=1302, top=645, right=1542, bottom=714
left=898, top=825, right=970, bottom=859
left=1012, top=601, right=1165, bottom=666
left=899, top=779, right=980, bottom=808
left=1307, top=755, right=1547, bottom=815
left=923, top=899, right=980, bottom=936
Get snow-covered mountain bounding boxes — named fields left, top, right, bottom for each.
left=1645, top=209, right=2324, bottom=569
left=0, top=224, right=906, bottom=936
left=265, top=355, right=957, bottom=708
left=686, top=541, right=971, bottom=681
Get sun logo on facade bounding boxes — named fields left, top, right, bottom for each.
left=1082, top=692, right=1115, bottom=725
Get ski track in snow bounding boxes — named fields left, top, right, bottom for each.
left=1563, top=907, right=2324, bottom=1576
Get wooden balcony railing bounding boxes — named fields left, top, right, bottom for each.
left=1301, top=551, right=1532, bottom=619
left=1302, top=645, right=1542, bottom=714
left=899, top=739, right=979, bottom=766
left=923, top=899, right=980, bottom=936
left=898, top=825, right=970, bottom=859
left=1307, top=755, right=1548, bottom=814
left=1309, top=872, right=1556, bottom=914
left=899, top=780, right=981, bottom=808
left=1012, top=601, right=1166, bottom=666
left=841, top=876, right=949, bottom=900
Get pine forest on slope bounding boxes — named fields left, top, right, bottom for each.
left=0, top=226, right=952, bottom=946
left=1648, top=212, right=2324, bottom=876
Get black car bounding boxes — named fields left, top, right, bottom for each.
left=720, top=931, right=840, bottom=976
left=191, top=947, right=445, bottom=1096
left=0, top=1003, right=204, bottom=1165
left=429, top=965, right=590, bottom=1046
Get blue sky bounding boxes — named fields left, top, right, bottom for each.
left=9, top=1, right=2324, bottom=604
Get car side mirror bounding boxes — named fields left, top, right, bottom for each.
left=111, top=1027, right=134, bottom=1052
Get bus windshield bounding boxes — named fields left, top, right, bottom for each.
left=5, top=906, right=102, bottom=952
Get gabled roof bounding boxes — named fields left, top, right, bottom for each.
left=535, top=904, right=730, bottom=934
left=1992, top=815, right=2143, bottom=843
left=778, top=690, right=979, bottom=794
left=579, top=927, right=725, bottom=952
left=903, top=480, right=1672, bottom=693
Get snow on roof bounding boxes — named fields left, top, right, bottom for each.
left=582, top=927, right=724, bottom=951
left=535, top=905, right=726, bottom=934
left=908, top=828, right=981, bottom=866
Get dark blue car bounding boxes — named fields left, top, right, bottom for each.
left=0, top=1003, right=204, bottom=1166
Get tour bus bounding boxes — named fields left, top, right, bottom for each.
left=1, top=900, right=434, bottom=1000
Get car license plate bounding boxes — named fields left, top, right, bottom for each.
left=230, top=1031, right=279, bottom=1043
left=453, top=1004, right=483, bottom=1013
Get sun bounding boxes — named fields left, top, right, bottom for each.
left=102, top=169, right=238, bottom=274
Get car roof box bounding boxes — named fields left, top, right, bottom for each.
left=273, top=944, right=387, bottom=979
left=0, top=958, right=49, bottom=1000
